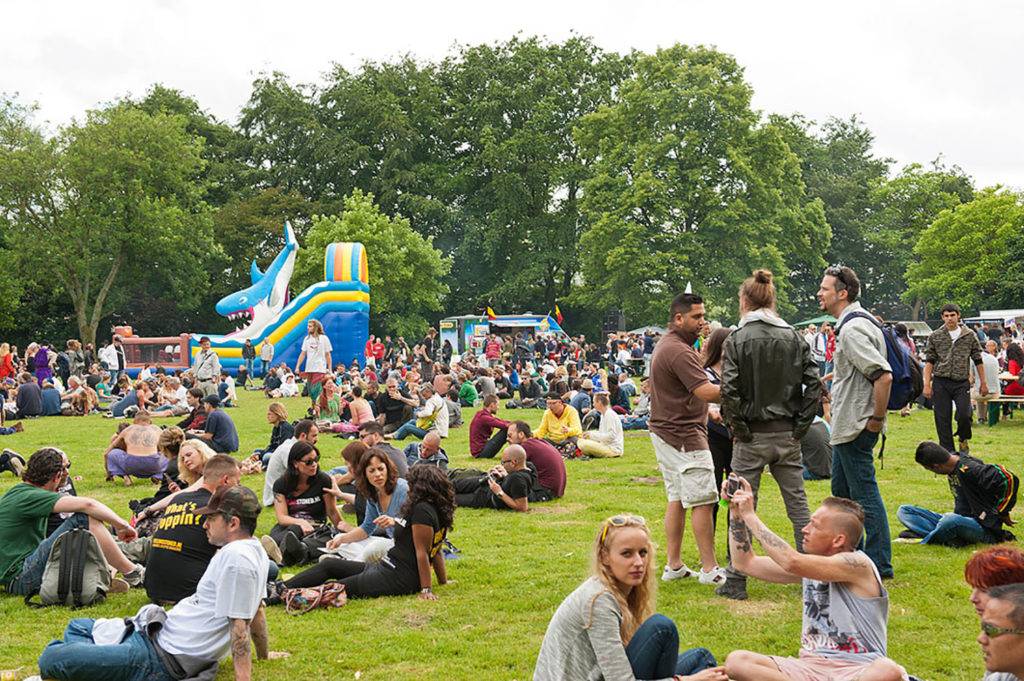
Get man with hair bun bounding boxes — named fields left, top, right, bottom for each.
left=717, top=269, right=820, bottom=601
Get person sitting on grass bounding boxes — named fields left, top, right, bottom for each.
left=451, top=445, right=534, bottom=512
left=535, top=391, right=582, bottom=453
left=186, top=395, right=239, bottom=454
left=533, top=514, right=724, bottom=681
left=108, top=379, right=154, bottom=418
left=265, top=464, right=453, bottom=603
left=264, top=441, right=343, bottom=566
left=458, top=371, right=478, bottom=407
left=132, top=439, right=219, bottom=526
left=506, top=420, right=566, bottom=500
left=579, top=392, right=624, bottom=458
left=261, top=420, right=319, bottom=507
left=36, top=485, right=287, bottom=681
left=103, top=410, right=168, bottom=486
left=977, top=582, right=1024, bottom=681
left=143, top=454, right=242, bottom=605
left=254, top=402, right=294, bottom=469
left=321, top=446, right=408, bottom=562
left=964, top=545, right=1024, bottom=621
left=0, top=447, right=145, bottom=598
left=387, top=383, right=449, bottom=441
left=897, top=441, right=1018, bottom=547
left=404, top=431, right=449, bottom=470
left=722, top=478, right=907, bottom=681
left=470, top=394, right=511, bottom=459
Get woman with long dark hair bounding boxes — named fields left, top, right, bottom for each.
left=267, top=440, right=343, bottom=565
left=534, top=515, right=722, bottom=680
left=324, top=447, right=409, bottom=561
left=701, top=326, right=733, bottom=527
left=267, top=463, right=454, bottom=601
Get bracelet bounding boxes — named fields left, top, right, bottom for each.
left=421, top=587, right=432, bottom=594
left=867, top=415, right=884, bottom=422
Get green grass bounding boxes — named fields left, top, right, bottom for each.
left=0, top=391, right=1015, bottom=680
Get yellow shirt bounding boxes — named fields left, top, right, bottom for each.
left=535, top=405, right=582, bottom=444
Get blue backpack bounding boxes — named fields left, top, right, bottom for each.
left=836, top=312, right=923, bottom=411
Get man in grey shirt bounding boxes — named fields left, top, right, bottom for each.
left=979, top=583, right=1024, bottom=681
left=722, top=479, right=907, bottom=681
left=817, top=265, right=894, bottom=579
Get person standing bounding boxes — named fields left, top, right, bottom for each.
left=106, top=335, right=127, bottom=387
left=241, top=339, right=256, bottom=380
left=717, top=270, right=819, bottom=601
left=258, top=340, right=274, bottom=380
left=648, top=292, right=725, bottom=586
left=296, top=320, right=332, bottom=413
left=816, top=265, right=894, bottom=579
left=192, top=336, right=221, bottom=398
left=923, top=303, right=987, bottom=453
left=418, top=328, right=438, bottom=384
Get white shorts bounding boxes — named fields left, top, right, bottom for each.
left=649, top=432, right=717, bottom=507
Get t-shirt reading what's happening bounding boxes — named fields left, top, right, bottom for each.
left=145, top=487, right=216, bottom=603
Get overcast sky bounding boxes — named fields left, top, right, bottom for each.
left=4, top=0, right=1021, bottom=189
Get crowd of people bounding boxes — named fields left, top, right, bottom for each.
left=1, top=265, right=1022, bottom=680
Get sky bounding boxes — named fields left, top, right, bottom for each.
left=4, top=0, right=1022, bottom=189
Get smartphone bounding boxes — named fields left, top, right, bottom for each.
left=724, top=473, right=741, bottom=498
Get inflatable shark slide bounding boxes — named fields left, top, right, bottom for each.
left=198, top=224, right=369, bottom=374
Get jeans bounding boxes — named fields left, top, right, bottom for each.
left=38, top=618, right=175, bottom=681
left=244, top=357, right=254, bottom=377
left=391, top=419, right=429, bottom=440
left=622, top=415, right=649, bottom=431
left=832, top=428, right=893, bottom=577
left=7, top=512, right=90, bottom=596
left=625, top=614, right=717, bottom=679
left=896, top=505, right=996, bottom=546
left=933, top=376, right=973, bottom=451
left=475, top=429, right=507, bottom=459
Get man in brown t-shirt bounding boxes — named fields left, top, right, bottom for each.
left=648, top=292, right=725, bottom=586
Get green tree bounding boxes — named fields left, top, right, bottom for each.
left=772, top=115, right=891, bottom=318
left=0, top=98, right=219, bottom=346
left=905, top=188, right=1024, bottom=312
left=293, top=190, right=450, bottom=338
left=865, top=162, right=973, bottom=319
left=576, top=45, right=828, bottom=324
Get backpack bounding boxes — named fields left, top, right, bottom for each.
left=836, top=312, right=923, bottom=411
left=26, top=528, right=112, bottom=608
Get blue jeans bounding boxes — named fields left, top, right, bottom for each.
left=244, top=357, right=254, bottom=377
left=897, top=505, right=995, bottom=546
left=391, top=419, right=429, bottom=440
left=625, top=614, right=717, bottom=679
left=7, top=513, right=90, bottom=596
left=622, top=415, right=649, bottom=431
left=832, top=428, right=892, bottom=577
left=38, top=618, right=176, bottom=681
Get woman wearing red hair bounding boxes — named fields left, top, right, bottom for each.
left=965, top=545, right=1024, bottom=618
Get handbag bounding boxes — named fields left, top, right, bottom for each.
left=283, top=581, right=347, bottom=615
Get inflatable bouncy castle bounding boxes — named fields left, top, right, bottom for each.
left=196, top=224, right=369, bottom=373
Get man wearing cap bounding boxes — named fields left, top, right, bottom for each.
left=192, top=336, right=221, bottom=398
left=187, top=395, right=239, bottom=454
left=569, top=378, right=593, bottom=417
left=38, top=484, right=286, bottom=681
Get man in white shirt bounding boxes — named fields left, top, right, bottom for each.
left=261, top=420, right=319, bottom=507
left=973, top=339, right=1003, bottom=428
left=578, top=392, right=623, bottom=458
left=386, top=384, right=449, bottom=440
left=37, top=485, right=286, bottom=681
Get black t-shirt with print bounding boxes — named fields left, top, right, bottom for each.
left=386, top=501, right=445, bottom=581
left=145, top=487, right=216, bottom=603
left=272, top=472, right=331, bottom=523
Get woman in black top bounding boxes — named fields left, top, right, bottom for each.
left=257, top=401, right=294, bottom=466
left=269, top=441, right=343, bottom=565
left=268, top=464, right=455, bottom=601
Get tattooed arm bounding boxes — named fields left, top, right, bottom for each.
left=231, top=617, right=253, bottom=681
left=728, top=506, right=800, bottom=584
left=250, top=606, right=269, bottom=660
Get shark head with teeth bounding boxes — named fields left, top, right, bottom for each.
left=215, top=222, right=298, bottom=340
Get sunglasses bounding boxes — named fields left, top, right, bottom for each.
left=600, top=515, right=645, bottom=544
left=824, top=265, right=848, bottom=291
left=982, top=621, right=1024, bottom=638
left=299, top=456, right=320, bottom=466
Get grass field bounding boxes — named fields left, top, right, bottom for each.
left=0, top=390, right=1016, bottom=680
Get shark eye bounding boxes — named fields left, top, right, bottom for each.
left=239, top=296, right=248, bottom=304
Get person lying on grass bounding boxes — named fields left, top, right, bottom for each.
left=533, top=514, right=724, bottom=681
left=265, top=463, right=454, bottom=604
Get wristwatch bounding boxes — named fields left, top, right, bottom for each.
left=421, top=587, right=432, bottom=594
left=496, top=489, right=504, bottom=497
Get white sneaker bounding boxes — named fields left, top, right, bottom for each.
left=698, top=566, right=727, bottom=585
left=661, top=563, right=699, bottom=581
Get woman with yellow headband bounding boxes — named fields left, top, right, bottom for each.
left=534, top=515, right=725, bottom=680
